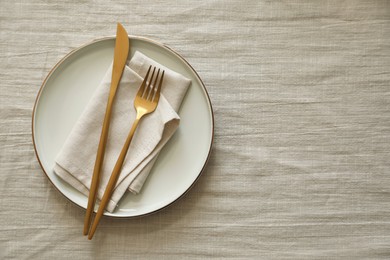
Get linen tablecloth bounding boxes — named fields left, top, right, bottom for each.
left=1, top=0, right=389, bottom=259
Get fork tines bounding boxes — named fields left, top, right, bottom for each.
left=138, top=65, right=165, bottom=102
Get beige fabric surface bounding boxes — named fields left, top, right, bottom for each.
left=1, top=0, right=389, bottom=259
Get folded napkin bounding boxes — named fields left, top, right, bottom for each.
left=53, top=51, right=191, bottom=212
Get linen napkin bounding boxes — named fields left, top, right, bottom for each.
left=53, top=51, right=191, bottom=212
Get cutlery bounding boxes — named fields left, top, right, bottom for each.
left=88, top=66, right=164, bottom=239
left=83, top=23, right=130, bottom=235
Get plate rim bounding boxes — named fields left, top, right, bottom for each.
left=31, top=35, right=214, bottom=218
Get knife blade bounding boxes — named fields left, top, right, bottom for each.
left=83, top=23, right=129, bottom=235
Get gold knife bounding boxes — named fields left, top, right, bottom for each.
left=83, top=23, right=129, bottom=235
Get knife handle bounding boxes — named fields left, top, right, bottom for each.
left=82, top=22, right=129, bottom=236
left=83, top=96, right=115, bottom=236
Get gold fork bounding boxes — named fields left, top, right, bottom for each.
left=88, top=65, right=164, bottom=239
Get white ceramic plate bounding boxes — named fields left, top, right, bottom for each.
left=32, top=36, right=214, bottom=217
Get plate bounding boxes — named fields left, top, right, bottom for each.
left=32, top=36, right=214, bottom=217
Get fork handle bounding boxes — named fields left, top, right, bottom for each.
left=88, top=113, right=142, bottom=240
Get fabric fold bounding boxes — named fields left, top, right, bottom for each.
left=53, top=51, right=191, bottom=212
